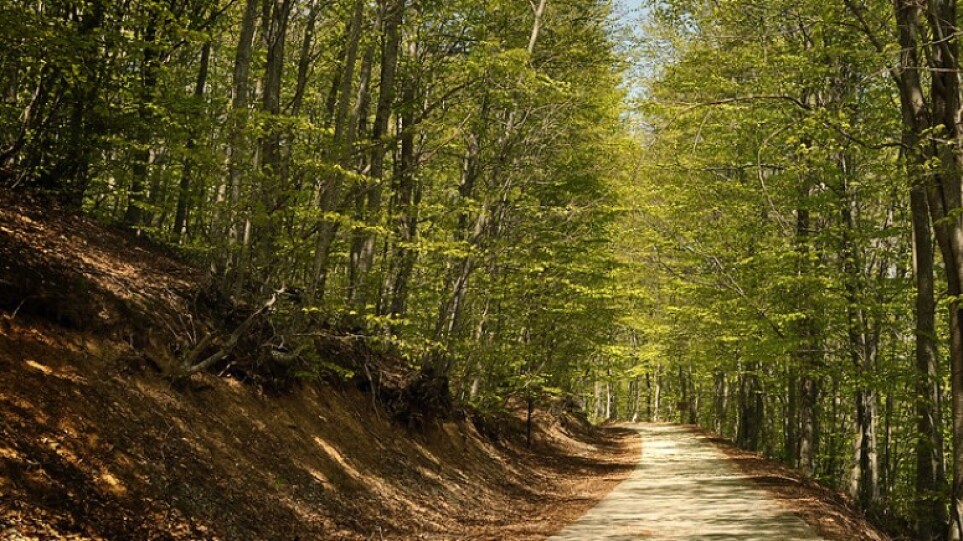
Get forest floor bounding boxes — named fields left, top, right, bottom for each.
left=550, top=423, right=893, bottom=541
left=0, top=319, right=640, bottom=540
left=0, top=194, right=642, bottom=540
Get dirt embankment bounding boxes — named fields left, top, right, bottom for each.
left=0, top=194, right=639, bottom=540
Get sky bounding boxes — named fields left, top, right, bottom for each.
left=610, top=0, right=654, bottom=102
left=614, top=0, right=649, bottom=21
left=616, top=0, right=647, bottom=13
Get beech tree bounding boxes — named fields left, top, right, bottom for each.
left=609, top=0, right=959, bottom=537
left=1, top=0, right=630, bottom=436
left=19, top=0, right=963, bottom=537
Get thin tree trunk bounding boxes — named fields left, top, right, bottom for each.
left=125, top=17, right=159, bottom=227
left=714, top=372, right=726, bottom=434
left=645, top=372, right=653, bottom=422
left=687, top=369, right=698, bottom=425
left=912, top=181, right=947, bottom=539
left=346, top=38, right=377, bottom=304
left=225, top=0, right=260, bottom=274
left=350, top=0, right=406, bottom=309
left=388, top=37, right=421, bottom=318
left=594, top=380, right=603, bottom=420
left=290, top=0, right=320, bottom=116
left=257, top=0, right=294, bottom=285
left=786, top=366, right=799, bottom=466
left=841, top=175, right=879, bottom=510
left=737, top=361, right=763, bottom=451
left=632, top=376, right=642, bottom=423
left=795, top=180, right=820, bottom=477
left=654, top=367, right=662, bottom=422
left=311, top=0, right=365, bottom=300
left=173, top=42, right=211, bottom=242
left=426, top=0, right=548, bottom=377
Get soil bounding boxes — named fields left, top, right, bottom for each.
left=702, top=430, right=894, bottom=541
left=0, top=192, right=641, bottom=540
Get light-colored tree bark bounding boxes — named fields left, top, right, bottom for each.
left=224, top=0, right=261, bottom=277
left=311, top=0, right=366, bottom=300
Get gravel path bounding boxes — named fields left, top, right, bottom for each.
left=548, top=423, right=825, bottom=540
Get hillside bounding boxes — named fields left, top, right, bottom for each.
left=0, top=194, right=639, bottom=540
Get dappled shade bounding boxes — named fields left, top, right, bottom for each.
left=550, top=425, right=823, bottom=541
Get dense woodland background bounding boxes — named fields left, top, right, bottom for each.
left=13, top=0, right=963, bottom=538
left=1, top=0, right=630, bottom=405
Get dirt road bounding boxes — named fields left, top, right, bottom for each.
left=548, top=423, right=825, bottom=540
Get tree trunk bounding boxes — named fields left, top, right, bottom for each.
left=795, top=181, right=820, bottom=477
left=632, top=377, right=642, bottom=423
left=350, top=0, right=406, bottom=309
left=841, top=175, right=879, bottom=511
left=893, top=1, right=963, bottom=535
left=290, top=0, right=320, bottom=116
left=388, top=37, right=422, bottom=318
left=912, top=181, right=947, bottom=539
left=654, top=367, right=662, bottom=422
left=786, top=367, right=799, bottom=466
left=311, top=0, right=365, bottom=300
left=594, top=380, right=603, bottom=420
left=678, top=365, right=688, bottom=424
left=737, top=362, right=763, bottom=451
left=714, top=372, right=727, bottom=434
left=125, top=17, right=159, bottom=227
left=173, top=42, right=211, bottom=242
left=921, top=2, right=963, bottom=535
left=225, top=0, right=260, bottom=275
left=645, top=372, right=653, bottom=422
left=255, top=0, right=294, bottom=284
left=41, top=1, right=106, bottom=208
left=687, top=369, right=698, bottom=425
left=851, top=388, right=879, bottom=509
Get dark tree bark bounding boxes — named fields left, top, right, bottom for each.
left=737, top=361, right=763, bottom=451
left=257, top=0, right=294, bottom=269
left=290, top=0, right=321, bottom=117
left=387, top=39, right=422, bottom=318
left=919, top=3, right=963, bottom=534
left=839, top=174, right=879, bottom=510
left=786, top=368, right=799, bottom=466
left=713, top=372, right=727, bottom=434
left=125, top=15, right=159, bottom=227
left=911, top=164, right=947, bottom=541
left=889, top=1, right=963, bottom=535
left=173, top=42, right=211, bottom=242
left=794, top=180, right=820, bottom=477
left=44, top=0, right=107, bottom=209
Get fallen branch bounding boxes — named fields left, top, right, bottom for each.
left=180, top=288, right=288, bottom=375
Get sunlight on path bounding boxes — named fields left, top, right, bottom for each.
left=548, top=424, right=825, bottom=540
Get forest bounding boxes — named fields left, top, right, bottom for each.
left=8, top=0, right=963, bottom=538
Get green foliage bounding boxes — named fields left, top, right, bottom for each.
left=611, top=0, right=949, bottom=530
left=0, top=0, right=633, bottom=426
left=12, top=0, right=948, bottom=531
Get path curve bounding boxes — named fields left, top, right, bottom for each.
left=549, top=423, right=825, bottom=540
